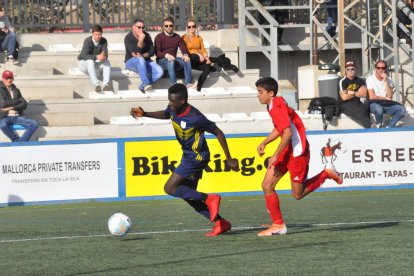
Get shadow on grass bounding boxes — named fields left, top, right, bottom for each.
left=282, top=222, right=400, bottom=234
left=64, top=241, right=338, bottom=275
left=228, top=221, right=400, bottom=236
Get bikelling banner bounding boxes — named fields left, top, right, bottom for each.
left=125, top=130, right=414, bottom=197
left=125, top=137, right=290, bottom=197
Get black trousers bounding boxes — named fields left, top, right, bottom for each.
left=341, top=101, right=372, bottom=128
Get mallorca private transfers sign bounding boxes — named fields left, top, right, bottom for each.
left=0, top=143, right=119, bottom=204
left=307, top=129, right=414, bottom=187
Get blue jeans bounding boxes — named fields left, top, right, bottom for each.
left=0, top=116, right=38, bottom=142
left=370, top=103, right=406, bottom=127
left=125, top=57, right=163, bottom=90
left=0, top=30, right=17, bottom=56
left=157, top=57, right=193, bottom=85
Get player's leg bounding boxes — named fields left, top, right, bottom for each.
left=180, top=179, right=231, bottom=236
left=181, top=179, right=210, bottom=220
left=258, top=165, right=287, bottom=237
left=292, top=149, right=342, bottom=200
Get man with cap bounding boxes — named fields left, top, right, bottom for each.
left=338, top=60, right=374, bottom=128
left=0, top=70, right=38, bottom=141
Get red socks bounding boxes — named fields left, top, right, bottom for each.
left=304, top=170, right=329, bottom=193
left=265, top=193, right=284, bottom=225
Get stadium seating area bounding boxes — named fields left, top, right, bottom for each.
left=1, top=31, right=413, bottom=142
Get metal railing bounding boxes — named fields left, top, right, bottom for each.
left=2, top=0, right=237, bottom=32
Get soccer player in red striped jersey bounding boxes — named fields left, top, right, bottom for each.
left=255, top=77, right=343, bottom=237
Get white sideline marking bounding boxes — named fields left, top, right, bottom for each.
left=0, top=219, right=413, bottom=244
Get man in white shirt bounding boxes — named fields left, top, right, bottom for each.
left=366, top=60, right=405, bottom=128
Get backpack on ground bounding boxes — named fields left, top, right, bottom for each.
left=307, top=96, right=341, bottom=130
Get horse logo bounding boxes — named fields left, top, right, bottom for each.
left=321, top=138, right=342, bottom=165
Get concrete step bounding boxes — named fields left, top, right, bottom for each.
left=26, top=112, right=95, bottom=126
left=25, top=88, right=265, bottom=124
left=14, top=69, right=261, bottom=99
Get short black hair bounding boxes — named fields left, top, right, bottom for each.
left=164, top=16, right=174, bottom=24
left=133, top=18, right=144, bottom=24
left=168, top=83, right=188, bottom=101
left=255, top=77, right=279, bottom=95
left=91, top=24, right=103, bottom=33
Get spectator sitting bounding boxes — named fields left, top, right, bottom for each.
left=0, top=5, right=19, bottom=64
left=124, top=19, right=163, bottom=93
left=154, top=17, right=195, bottom=88
left=339, top=60, right=374, bottom=128
left=182, top=19, right=238, bottom=92
left=77, top=24, right=112, bottom=93
left=366, top=60, right=406, bottom=128
left=0, top=70, right=38, bottom=142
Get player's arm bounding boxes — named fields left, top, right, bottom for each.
left=210, top=126, right=239, bottom=172
left=130, top=106, right=168, bottom=119
left=257, top=127, right=280, bottom=156
left=268, top=127, right=292, bottom=167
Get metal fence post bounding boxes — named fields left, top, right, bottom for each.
left=178, top=0, right=187, bottom=31
left=217, top=0, right=234, bottom=29
left=82, top=0, right=91, bottom=32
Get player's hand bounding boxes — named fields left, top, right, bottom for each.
left=183, top=55, right=190, bottom=62
left=130, top=106, right=145, bottom=118
left=226, top=158, right=239, bottom=172
left=257, top=143, right=265, bottom=156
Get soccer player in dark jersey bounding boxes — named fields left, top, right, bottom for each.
left=255, top=77, right=343, bottom=237
left=130, top=83, right=239, bottom=236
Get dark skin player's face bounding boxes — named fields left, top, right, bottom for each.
left=168, top=93, right=186, bottom=114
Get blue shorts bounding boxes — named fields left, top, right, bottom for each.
left=175, top=157, right=209, bottom=181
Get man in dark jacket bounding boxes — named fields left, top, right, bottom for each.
left=124, top=19, right=163, bottom=93
left=77, top=24, right=112, bottom=93
left=0, top=70, right=38, bottom=142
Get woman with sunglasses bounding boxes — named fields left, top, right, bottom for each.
left=182, top=19, right=238, bottom=92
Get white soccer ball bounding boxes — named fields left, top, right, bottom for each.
left=108, top=213, right=132, bottom=236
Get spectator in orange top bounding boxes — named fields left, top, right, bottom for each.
left=182, top=19, right=238, bottom=92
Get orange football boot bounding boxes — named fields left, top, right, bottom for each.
left=257, top=223, right=287, bottom=237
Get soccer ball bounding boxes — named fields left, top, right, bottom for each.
left=108, top=213, right=132, bottom=236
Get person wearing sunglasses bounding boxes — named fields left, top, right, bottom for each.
left=154, top=17, right=195, bottom=88
left=124, top=18, right=163, bottom=93
left=182, top=19, right=239, bottom=92
left=338, top=60, right=374, bottom=128
left=366, top=60, right=406, bottom=128
left=0, top=70, right=38, bottom=142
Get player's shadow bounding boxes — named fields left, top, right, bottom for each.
left=330, top=221, right=399, bottom=231
left=119, top=235, right=148, bottom=241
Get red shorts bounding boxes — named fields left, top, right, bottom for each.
left=273, top=146, right=310, bottom=183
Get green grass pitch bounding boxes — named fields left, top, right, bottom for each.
left=1, top=189, right=413, bottom=275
